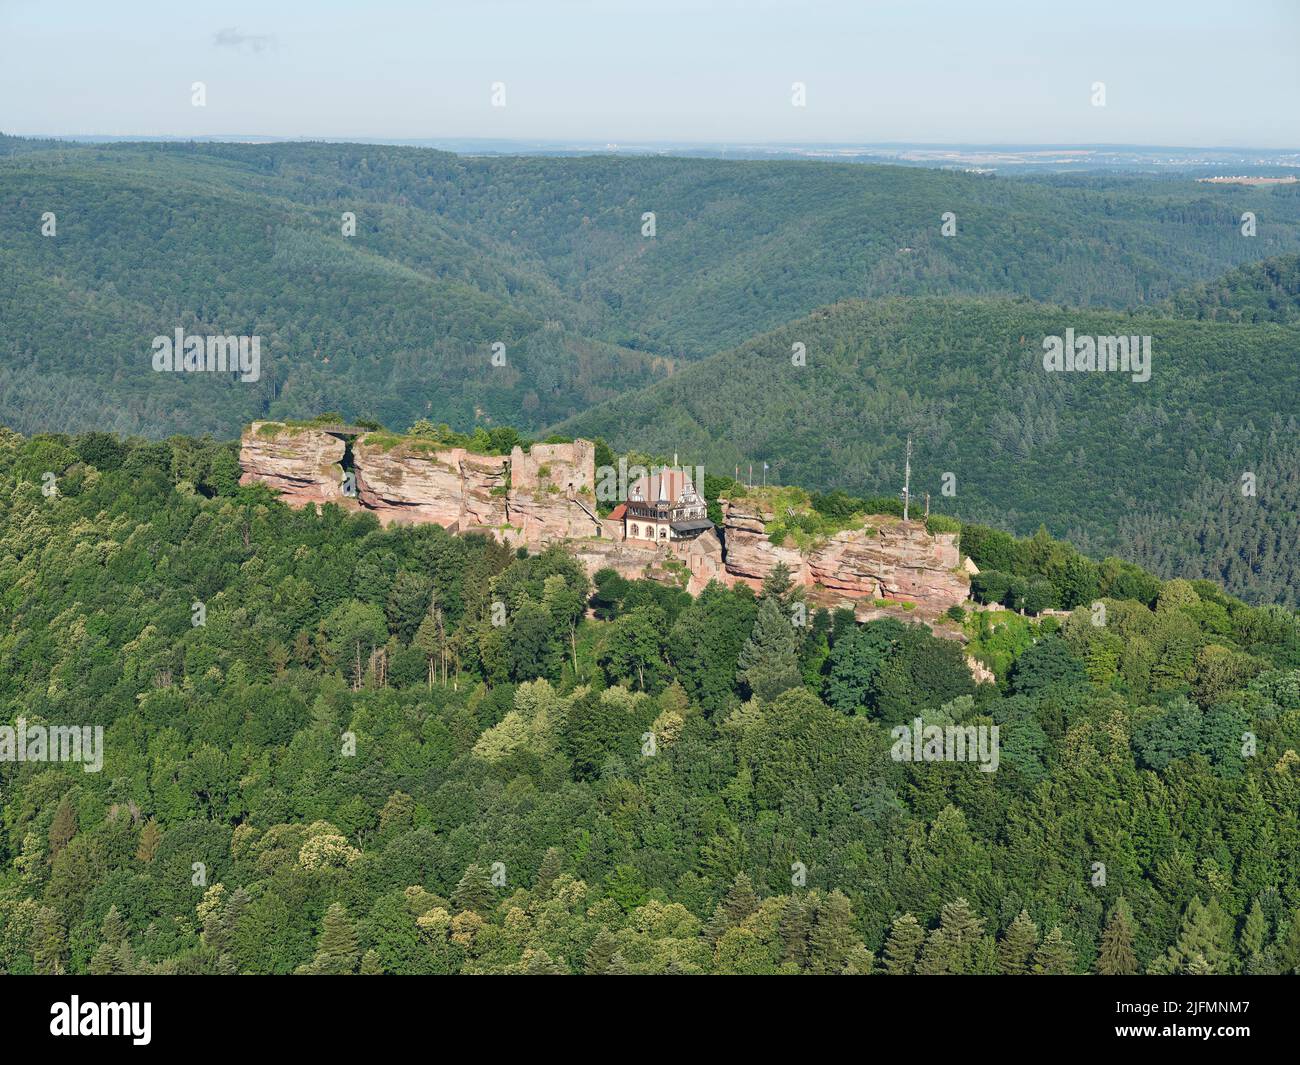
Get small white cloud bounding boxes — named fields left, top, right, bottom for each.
left=212, top=27, right=277, bottom=53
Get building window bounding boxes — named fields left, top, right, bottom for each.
left=630, top=524, right=639, bottom=538
left=659, top=527, right=668, bottom=540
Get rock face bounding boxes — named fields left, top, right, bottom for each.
left=720, top=500, right=969, bottom=617
left=239, top=425, right=603, bottom=543
left=239, top=426, right=969, bottom=614
left=721, top=500, right=808, bottom=586
left=570, top=528, right=725, bottom=596
left=352, top=440, right=507, bottom=529
left=238, top=423, right=347, bottom=506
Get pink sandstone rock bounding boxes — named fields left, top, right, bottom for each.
left=352, top=439, right=491, bottom=528
left=238, top=428, right=969, bottom=616
left=720, top=500, right=969, bottom=618
left=238, top=423, right=347, bottom=506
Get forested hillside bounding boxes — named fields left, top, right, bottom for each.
left=4, top=138, right=1300, bottom=439
left=557, top=294, right=1300, bottom=605
left=1166, top=253, right=1300, bottom=323
left=2, top=425, right=1300, bottom=975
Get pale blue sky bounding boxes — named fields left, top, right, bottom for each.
left=2, top=0, right=1297, bottom=145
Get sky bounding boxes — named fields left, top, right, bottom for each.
left=2, top=0, right=1298, bottom=147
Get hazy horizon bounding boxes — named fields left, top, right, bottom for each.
left=4, top=0, right=1298, bottom=148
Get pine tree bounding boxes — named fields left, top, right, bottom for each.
left=452, top=863, right=495, bottom=914
left=318, top=903, right=359, bottom=968
left=88, top=906, right=131, bottom=975
left=1096, top=896, right=1139, bottom=975
left=584, top=930, right=619, bottom=975
left=605, top=951, right=633, bottom=975
left=135, top=818, right=161, bottom=862
left=1032, top=927, right=1075, bottom=974
left=917, top=898, right=985, bottom=975
left=841, top=943, right=875, bottom=975
left=1275, top=906, right=1300, bottom=973
left=807, top=890, right=857, bottom=974
left=997, top=909, right=1039, bottom=975
left=881, top=912, right=925, bottom=975
left=48, top=796, right=77, bottom=857
left=1164, top=896, right=1233, bottom=974
left=535, top=847, right=565, bottom=894
left=760, top=561, right=795, bottom=603
left=916, top=927, right=955, bottom=975
left=1242, top=898, right=1268, bottom=957
left=101, top=903, right=128, bottom=945
left=522, top=949, right=564, bottom=974
left=707, top=872, right=761, bottom=941
left=736, top=596, right=802, bottom=701
left=414, top=612, right=445, bottom=690
left=31, top=905, right=66, bottom=975
left=359, top=949, right=383, bottom=975
left=778, top=894, right=814, bottom=968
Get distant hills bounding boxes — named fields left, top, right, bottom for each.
left=2, top=136, right=1298, bottom=604
left=558, top=276, right=1300, bottom=606
left=4, top=137, right=1300, bottom=439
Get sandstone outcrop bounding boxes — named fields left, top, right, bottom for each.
left=720, top=499, right=969, bottom=618
left=570, top=528, right=725, bottom=596
left=239, top=425, right=969, bottom=615
left=238, top=423, right=347, bottom=506
left=352, top=439, right=508, bottom=529
left=721, top=499, right=808, bottom=586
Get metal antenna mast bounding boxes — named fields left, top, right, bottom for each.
left=902, top=436, right=912, bottom=522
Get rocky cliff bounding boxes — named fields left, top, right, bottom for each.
left=238, top=423, right=348, bottom=506
left=239, top=424, right=969, bottom=613
left=352, top=438, right=508, bottom=529
left=239, top=422, right=596, bottom=541
left=720, top=499, right=969, bottom=618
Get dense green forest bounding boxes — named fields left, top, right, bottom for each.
left=559, top=294, right=1300, bottom=606
left=4, top=137, right=1297, bottom=606
left=4, top=138, right=1300, bottom=441
left=3, top=425, right=1300, bottom=975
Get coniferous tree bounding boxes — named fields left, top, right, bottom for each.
left=778, top=894, right=814, bottom=969
left=1242, top=899, right=1268, bottom=958
left=707, top=872, right=761, bottom=941
left=1096, top=898, right=1139, bottom=975
left=917, top=898, right=985, bottom=976
left=584, top=930, right=619, bottom=975
left=48, top=797, right=77, bottom=857
left=535, top=847, right=565, bottom=894
left=807, top=891, right=857, bottom=974
left=135, top=818, right=162, bottom=862
left=1032, top=927, right=1075, bottom=975
left=452, top=864, right=495, bottom=914
left=605, top=951, right=633, bottom=975
left=1275, top=906, right=1300, bottom=974
left=881, top=913, right=925, bottom=975
left=997, top=909, right=1039, bottom=975
left=736, top=595, right=802, bottom=702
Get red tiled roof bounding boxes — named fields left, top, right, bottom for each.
left=609, top=503, right=627, bottom=521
